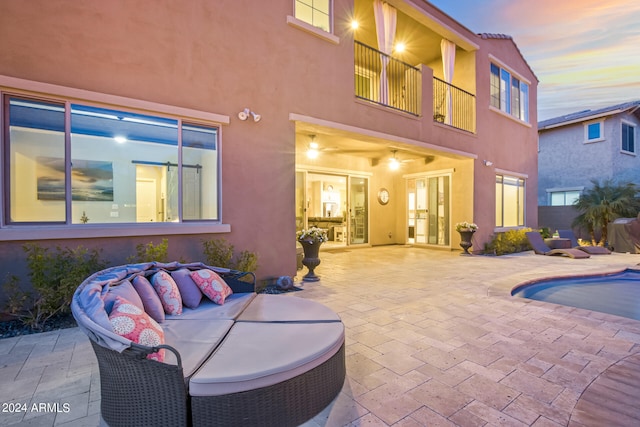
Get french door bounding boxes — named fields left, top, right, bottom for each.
left=407, top=174, right=450, bottom=246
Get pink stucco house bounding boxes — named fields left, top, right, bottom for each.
left=0, top=0, right=538, bottom=285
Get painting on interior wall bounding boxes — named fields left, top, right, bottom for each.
left=37, top=157, right=114, bottom=201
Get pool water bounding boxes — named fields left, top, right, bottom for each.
left=512, top=269, right=640, bottom=321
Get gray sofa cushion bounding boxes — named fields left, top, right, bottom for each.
left=189, top=321, right=344, bottom=396
left=237, top=294, right=340, bottom=322
left=164, top=293, right=256, bottom=321
left=163, top=319, right=235, bottom=377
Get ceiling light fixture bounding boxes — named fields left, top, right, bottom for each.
left=114, top=136, right=127, bottom=144
left=307, top=135, right=319, bottom=159
left=389, top=150, right=400, bottom=170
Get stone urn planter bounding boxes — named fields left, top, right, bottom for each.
left=458, top=230, right=475, bottom=255
left=297, top=227, right=328, bottom=282
left=455, top=221, right=478, bottom=256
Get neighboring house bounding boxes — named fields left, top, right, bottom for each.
left=0, top=0, right=538, bottom=289
left=538, top=101, right=640, bottom=231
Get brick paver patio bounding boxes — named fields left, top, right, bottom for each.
left=1, top=246, right=639, bottom=426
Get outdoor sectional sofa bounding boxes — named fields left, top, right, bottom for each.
left=71, top=262, right=345, bottom=427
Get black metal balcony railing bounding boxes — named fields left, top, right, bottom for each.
left=433, top=77, right=475, bottom=133
left=354, top=41, right=421, bottom=116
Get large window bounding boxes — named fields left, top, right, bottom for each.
left=294, top=0, right=331, bottom=33
left=4, top=96, right=219, bottom=225
left=622, top=122, right=635, bottom=153
left=490, top=63, right=529, bottom=123
left=496, top=175, right=525, bottom=227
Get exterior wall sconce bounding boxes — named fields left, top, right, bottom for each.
left=483, top=160, right=493, bottom=167
left=238, top=108, right=261, bottom=122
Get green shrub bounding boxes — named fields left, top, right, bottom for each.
left=202, top=238, right=258, bottom=277
left=484, top=228, right=532, bottom=255
left=233, top=250, right=258, bottom=273
left=3, top=243, right=107, bottom=329
left=202, top=238, right=234, bottom=268
left=128, top=238, right=169, bottom=263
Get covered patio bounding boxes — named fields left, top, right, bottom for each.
left=1, top=246, right=639, bottom=426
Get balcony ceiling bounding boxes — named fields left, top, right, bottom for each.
left=353, top=0, right=456, bottom=67
left=295, top=122, right=465, bottom=166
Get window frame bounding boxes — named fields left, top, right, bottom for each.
left=621, top=120, right=636, bottom=154
left=495, top=174, right=525, bottom=228
left=0, top=80, right=230, bottom=241
left=584, top=120, right=604, bottom=143
left=548, top=190, right=581, bottom=206
left=287, top=0, right=339, bottom=45
left=294, top=0, right=332, bottom=33
left=489, top=60, right=530, bottom=124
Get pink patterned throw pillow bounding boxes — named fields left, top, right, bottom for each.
left=151, top=271, right=182, bottom=315
left=189, top=269, right=233, bottom=305
left=108, top=296, right=165, bottom=362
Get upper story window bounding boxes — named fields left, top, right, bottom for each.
left=294, top=0, right=331, bottom=33
left=584, top=120, right=604, bottom=143
left=4, top=96, right=220, bottom=226
left=490, top=63, right=529, bottom=123
left=622, top=122, right=635, bottom=153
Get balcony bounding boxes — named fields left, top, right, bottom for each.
left=354, top=41, right=476, bottom=133
left=433, top=77, right=476, bottom=133
left=354, top=41, right=421, bottom=116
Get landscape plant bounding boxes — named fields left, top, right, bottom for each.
left=484, top=228, right=532, bottom=255
left=202, top=237, right=258, bottom=274
left=127, top=238, right=169, bottom=263
left=3, top=243, right=107, bottom=329
left=572, top=179, right=640, bottom=246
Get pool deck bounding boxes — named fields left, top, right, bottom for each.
left=2, top=246, right=640, bottom=426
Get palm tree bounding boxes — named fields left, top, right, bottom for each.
left=572, top=179, right=640, bottom=246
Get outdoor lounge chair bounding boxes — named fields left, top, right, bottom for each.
left=525, top=231, right=591, bottom=259
left=558, top=229, right=611, bottom=255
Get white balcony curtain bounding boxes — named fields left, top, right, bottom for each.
left=373, top=0, right=396, bottom=105
left=441, top=39, right=456, bottom=125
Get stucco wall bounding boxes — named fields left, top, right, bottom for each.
left=539, top=112, right=640, bottom=206
left=0, top=0, right=539, bottom=289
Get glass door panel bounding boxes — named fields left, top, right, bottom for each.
left=295, top=171, right=306, bottom=232
left=415, top=179, right=427, bottom=244
left=349, top=176, right=368, bottom=244
left=407, top=179, right=416, bottom=243
left=408, top=175, right=449, bottom=246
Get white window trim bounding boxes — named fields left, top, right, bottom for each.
left=286, top=16, right=339, bottom=45
left=546, top=186, right=584, bottom=193
left=621, top=120, right=636, bottom=155
left=584, top=119, right=605, bottom=143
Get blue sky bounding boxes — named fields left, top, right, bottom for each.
left=428, top=0, right=640, bottom=121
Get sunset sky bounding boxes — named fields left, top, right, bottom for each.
left=428, top=0, right=640, bottom=121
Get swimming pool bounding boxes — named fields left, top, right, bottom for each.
left=512, top=268, right=640, bottom=321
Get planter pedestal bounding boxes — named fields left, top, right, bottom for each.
left=458, top=230, right=475, bottom=255
left=300, top=240, right=322, bottom=281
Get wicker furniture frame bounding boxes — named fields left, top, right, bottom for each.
left=74, top=263, right=346, bottom=427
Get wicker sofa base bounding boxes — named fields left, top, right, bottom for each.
left=191, top=343, right=346, bottom=427
left=92, top=341, right=189, bottom=427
